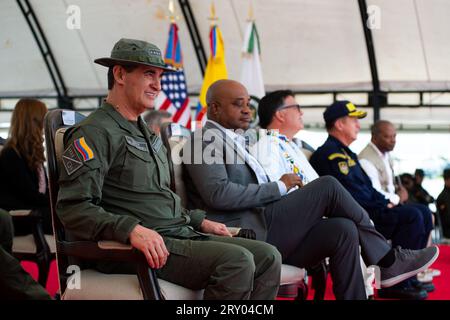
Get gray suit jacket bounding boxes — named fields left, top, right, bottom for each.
left=183, top=121, right=281, bottom=241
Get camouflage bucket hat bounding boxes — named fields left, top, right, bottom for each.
left=94, top=38, right=176, bottom=72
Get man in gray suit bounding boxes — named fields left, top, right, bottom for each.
left=183, top=79, right=439, bottom=300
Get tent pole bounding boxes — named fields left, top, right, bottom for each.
left=16, top=0, right=73, bottom=109
left=358, top=0, right=383, bottom=122
left=178, top=0, right=207, bottom=75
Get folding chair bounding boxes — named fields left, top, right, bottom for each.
left=44, top=109, right=203, bottom=300
left=10, top=209, right=56, bottom=287
left=160, top=122, right=311, bottom=300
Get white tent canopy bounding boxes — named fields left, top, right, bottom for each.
left=1, top=0, right=450, bottom=129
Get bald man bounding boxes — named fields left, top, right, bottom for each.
left=359, top=120, right=433, bottom=246
left=182, top=80, right=439, bottom=300
left=359, top=120, right=408, bottom=205
left=359, top=120, right=435, bottom=286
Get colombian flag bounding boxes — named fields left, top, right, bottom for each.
left=196, top=24, right=228, bottom=124
left=74, top=137, right=94, bottom=161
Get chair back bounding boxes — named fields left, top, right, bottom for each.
left=160, top=122, right=192, bottom=207
left=44, top=109, right=86, bottom=291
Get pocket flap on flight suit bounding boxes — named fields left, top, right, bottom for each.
left=121, top=144, right=154, bottom=187
left=125, top=144, right=152, bottom=162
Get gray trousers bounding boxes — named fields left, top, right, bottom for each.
left=265, top=176, right=391, bottom=300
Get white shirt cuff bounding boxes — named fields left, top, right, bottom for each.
left=389, top=194, right=400, bottom=205
left=277, top=180, right=288, bottom=196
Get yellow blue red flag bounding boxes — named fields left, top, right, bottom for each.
left=196, top=24, right=228, bottom=123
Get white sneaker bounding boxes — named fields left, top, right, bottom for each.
left=417, top=271, right=433, bottom=283
left=427, top=268, right=441, bottom=277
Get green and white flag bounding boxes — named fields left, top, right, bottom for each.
left=240, top=21, right=265, bottom=99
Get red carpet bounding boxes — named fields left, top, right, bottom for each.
left=21, top=244, right=450, bottom=300
left=306, top=244, right=450, bottom=300
left=21, top=260, right=59, bottom=297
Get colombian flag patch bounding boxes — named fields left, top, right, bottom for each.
left=74, top=137, right=94, bottom=161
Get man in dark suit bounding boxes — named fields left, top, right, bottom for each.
left=183, top=79, right=439, bottom=300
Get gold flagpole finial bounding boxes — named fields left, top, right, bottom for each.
left=167, top=0, right=179, bottom=22
left=247, top=2, right=254, bottom=22
left=208, top=2, right=218, bottom=24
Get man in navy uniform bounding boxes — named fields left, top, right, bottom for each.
left=310, top=100, right=435, bottom=300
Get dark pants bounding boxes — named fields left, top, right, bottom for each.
left=369, top=203, right=433, bottom=250
left=264, top=176, right=391, bottom=300
left=0, top=209, right=14, bottom=253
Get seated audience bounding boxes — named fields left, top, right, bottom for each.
left=250, top=90, right=374, bottom=298
left=183, top=79, right=438, bottom=300
left=56, top=38, right=282, bottom=300
left=0, top=99, right=52, bottom=235
left=437, top=169, right=450, bottom=239
left=310, top=101, right=435, bottom=299
left=413, top=169, right=435, bottom=206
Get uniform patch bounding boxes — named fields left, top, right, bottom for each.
left=74, top=137, right=94, bottom=161
left=125, top=136, right=149, bottom=152
left=328, top=153, right=347, bottom=160
left=348, top=158, right=357, bottom=167
left=151, top=136, right=162, bottom=153
left=62, top=144, right=83, bottom=175
left=338, top=161, right=349, bottom=175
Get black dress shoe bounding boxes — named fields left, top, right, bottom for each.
left=412, top=280, right=435, bottom=293
left=377, top=287, right=428, bottom=300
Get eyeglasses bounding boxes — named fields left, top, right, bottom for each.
left=277, top=104, right=301, bottom=112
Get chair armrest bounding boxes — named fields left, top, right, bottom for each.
left=58, top=240, right=138, bottom=262
left=58, top=240, right=163, bottom=300
left=97, top=241, right=133, bottom=250
left=9, top=210, right=33, bottom=217
left=9, top=209, right=42, bottom=222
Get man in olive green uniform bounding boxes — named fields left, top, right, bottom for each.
left=56, top=38, right=281, bottom=300
left=0, top=209, right=51, bottom=299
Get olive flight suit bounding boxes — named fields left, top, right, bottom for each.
left=56, top=102, right=281, bottom=300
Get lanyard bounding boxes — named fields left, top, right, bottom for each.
left=268, top=131, right=308, bottom=184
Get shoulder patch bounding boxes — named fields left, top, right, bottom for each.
left=62, top=144, right=83, bottom=175
left=73, top=137, right=94, bottom=161
left=125, top=136, right=149, bottom=152
left=338, top=161, right=349, bottom=175
left=328, top=153, right=347, bottom=160
left=151, top=136, right=163, bottom=153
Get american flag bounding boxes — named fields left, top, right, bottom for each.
left=155, top=22, right=191, bottom=129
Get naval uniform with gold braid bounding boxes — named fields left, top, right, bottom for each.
left=56, top=102, right=281, bottom=300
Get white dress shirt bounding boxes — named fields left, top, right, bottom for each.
left=250, top=131, right=319, bottom=193
left=206, top=120, right=287, bottom=195
left=359, top=142, right=400, bottom=205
